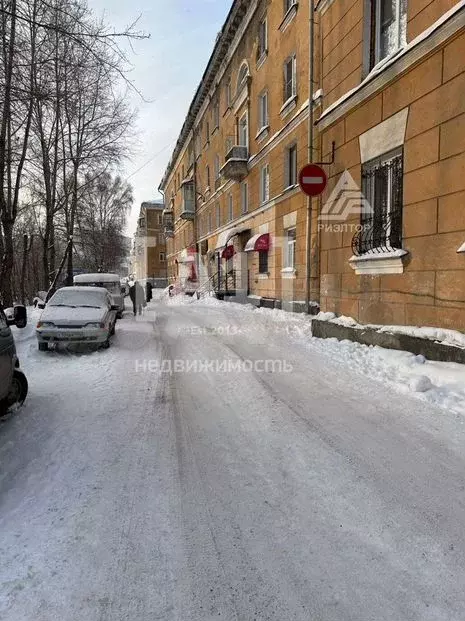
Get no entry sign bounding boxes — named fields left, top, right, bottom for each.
left=299, top=163, right=327, bottom=197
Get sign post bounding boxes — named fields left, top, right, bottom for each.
left=299, top=163, right=327, bottom=197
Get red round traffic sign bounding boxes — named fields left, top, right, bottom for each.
left=299, top=163, right=327, bottom=197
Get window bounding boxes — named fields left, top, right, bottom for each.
left=237, top=62, right=248, bottom=95
left=258, top=251, right=268, bottom=274
left=260, top=164, right=270, bottom=204
left=208, top=211, right=212, bottom=232
left=239, top=112, right=248, bottom=148
left=225, top=137, right=233, bottom=156
left=159, top=252, right=166, bottom=262
left=228, top=193, right=233, bottom=221
left=205, top=121, right=210, bottom=143
left=356, top=149, right=403, bottom=254
left=258, top=91, right=269, bottom=130
left=285, top=143, right=297, bottom=188
left=206, top=165, right=210, bottom=189
left=257, top=15, right=267, bottom=60
left=241, top=181, right=248, bottom=214
left=284, top=228, right=296, bottom=269
left=225, top=78, right=232, bottom=108
left=283, top=55, right=297, bottom=102
left=216, top=203, right=221, bottom=228
left=213, top=100, right=220, bottom=129
left=368, top=0, right=407, bottom=69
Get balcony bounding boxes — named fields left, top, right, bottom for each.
left=180, top=180, right=195, bottom=220
left=220, top=146, right=248, bottom=182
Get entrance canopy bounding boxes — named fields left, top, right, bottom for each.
left=214, top=225, right=250, bottom=251
left=244, top=233, right=270, bottom=252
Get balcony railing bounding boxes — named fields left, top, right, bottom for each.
left=220, top=146, right=248, bottom=182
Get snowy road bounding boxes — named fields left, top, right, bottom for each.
left=1, top=295, right=464, bottom=621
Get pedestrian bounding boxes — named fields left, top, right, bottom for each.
left=128, top=281, right=137, bottom=315
left=146, top=281, right=153, bottom=302
left=135, top=281, right=145, bottom=315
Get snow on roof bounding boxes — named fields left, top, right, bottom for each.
left=74, top=273, right=120, bottom=282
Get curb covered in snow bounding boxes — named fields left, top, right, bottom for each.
left=312, top=318, right=465, bottom=365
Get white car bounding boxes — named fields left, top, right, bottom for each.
left=36, top=286, right=118, bottom=351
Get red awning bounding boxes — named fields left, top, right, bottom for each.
left=221, top=244, right=235, bottom=259
left=244, top=233, right=270, bottom=252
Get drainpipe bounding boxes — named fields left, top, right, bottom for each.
left=159, top=186, right=167, bottom=282
left=305, top=0, right=315, bottom=316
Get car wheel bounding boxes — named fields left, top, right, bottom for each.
left=8, top=370, right=28, bottom=407
left=38, top=342, right=48, bottom=352
left=102, top=338, right=111, bottom=349
left=110, top=322, right=116, bottom=336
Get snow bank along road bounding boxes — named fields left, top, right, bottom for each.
left=0, top=296, right=464, bottom=621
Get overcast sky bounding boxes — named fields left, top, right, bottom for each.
left=87, top=0, right=232, bottom=236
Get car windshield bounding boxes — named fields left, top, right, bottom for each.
left=79, top=282, right=119, bottom=294
left=48, top=290, right=105, bottom=308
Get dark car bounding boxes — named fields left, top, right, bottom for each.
left=0, top=304, right=28, bottom=416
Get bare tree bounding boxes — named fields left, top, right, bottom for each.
left=0, top=0, right=39, bottom=305
left=75, top=171, right=132, bottom=273
left=0, top=0, right=144, bottom=303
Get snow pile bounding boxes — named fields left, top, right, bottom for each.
left=306, top=336, right=465, bottom=417
left=314, top=312, right=465, bottom=349
left=376, top=324, right=465, bottom=349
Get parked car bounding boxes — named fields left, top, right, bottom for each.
left=36, top=286, right=118, bottom=351
left=73, top=273, right=125, bottom=318
left=0, top=304, right=28, bottom=416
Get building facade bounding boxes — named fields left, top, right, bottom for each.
left=131, top=200, right=167, bottom=286
left=160, top=0, right=465, bottom=330
left=159, top=0, right=317, bottom=310
left=316, top=0, right=465, bottom=330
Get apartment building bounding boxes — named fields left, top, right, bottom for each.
left=131, top=200, right=167, bottom=286
left=159, top=0, right=316, bottom=309
left=160, top=0, right=465, bottom=330
left=316, top=0, right=465, bottom=329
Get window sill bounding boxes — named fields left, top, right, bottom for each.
left=257, top=273, right=269, bottom=280
left=368, top=46, right=405, bottom=77
left=283, top=183, right=298, bottom=193
left=281, top=267, right=297, bottom=279
left=256, top=51, right=268, bottom=70
left=280, top=95, right=297, bottom=119
left=349, top=248, right=408, bottom=275
left=279, top=3, right=298, bottom=33
left=212, top=126, right=219, bottom=136
left=255, top=125, right=270, bottom=143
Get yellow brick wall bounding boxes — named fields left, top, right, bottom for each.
left=317, top=22, right=465, bottom=329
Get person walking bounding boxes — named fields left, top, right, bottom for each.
left=146, top=281, right=153, bottom=303
left=135, top=281, right=145, bottom=315
left=128, top=281, right=137, bottom=316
